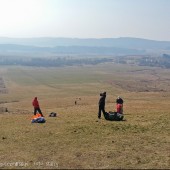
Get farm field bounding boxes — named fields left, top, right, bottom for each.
left=0, top=63, right=170, bottom=169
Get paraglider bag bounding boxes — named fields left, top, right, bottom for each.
left=49, top=112, right=57, bottom=117
left=104, top=111, right=124, bottom=121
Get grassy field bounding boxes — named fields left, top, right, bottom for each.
left=0, top=63, right=170, bottom=169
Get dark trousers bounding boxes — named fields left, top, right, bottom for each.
left=34, top=108, right=43, bottom=117
left=98, top=105, right=105, bottom=118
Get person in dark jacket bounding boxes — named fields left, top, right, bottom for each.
left=32, top=97, right=44, bottom=117
left=98, top=92, right=106, bottom=119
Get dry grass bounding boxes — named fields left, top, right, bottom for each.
left=0, top=64, right=170, bottom=169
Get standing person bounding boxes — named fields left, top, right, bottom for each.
left=116, top=96, right=123, bottom=114
left=98, top=92, right=106, bottom=119
left=32, top=97, right=44, bottom=117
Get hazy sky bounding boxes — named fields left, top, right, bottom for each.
left=0, top=0, right=170, bottom=41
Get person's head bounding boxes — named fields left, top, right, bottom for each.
left=100, top=92, right=106, bottom=96
left=35, top=97, right=37, bottom=100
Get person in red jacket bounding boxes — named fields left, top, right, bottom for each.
left=116, top=96, right=123, bottom=114
left=32, top=97, right=44, bottom=117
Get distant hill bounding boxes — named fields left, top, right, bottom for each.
left=0, top=37, right=170, bottom=48
left=0, top=37, right=170, bottom=55
left=0, top=44, right=145, bottom=56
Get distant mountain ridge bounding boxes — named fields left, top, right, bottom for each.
left=0, top=37, right=170, bottom=48
left=0, top=37, right=170, bottom=55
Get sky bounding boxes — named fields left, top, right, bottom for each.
left=0, top=0, right=170, bottom=41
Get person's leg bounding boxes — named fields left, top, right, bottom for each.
left=37, top=108, right=44, bottom=117
left=34, top=108, right=37, bottom=115
left=101, top=106, right=105, bottom=117
left=102, top=107, right=105, bottom=114
left=98, top=106, right=102, bottom=119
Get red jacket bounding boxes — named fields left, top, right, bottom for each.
left=32, top=97, right=40, bottom=108
left=116, top=104, right=123, bottom=113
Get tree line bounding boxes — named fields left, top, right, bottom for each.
left=0, top=56, right=113, bottom=67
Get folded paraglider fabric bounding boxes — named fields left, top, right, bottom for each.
left=31, top=113, right=46, bottom=123
left=104, top=111, right=124, bottom=121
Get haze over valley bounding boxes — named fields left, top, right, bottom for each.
left=0, top=0, right=170, bottom=169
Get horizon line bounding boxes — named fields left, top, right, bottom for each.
left=0, top=36, right=170, bottom=42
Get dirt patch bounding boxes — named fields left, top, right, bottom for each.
left=107, top=69, right=170, bottom=92
left=112, top=80, right=166, bottom=92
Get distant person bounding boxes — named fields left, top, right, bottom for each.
left=116, top=96, right=123, bottom=114
left=98, top=92, right=106, bottom=119
left=32, top=97, right=44, bottom=117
